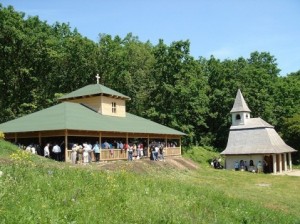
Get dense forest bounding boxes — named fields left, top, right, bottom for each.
left=0, top=5, right=299, bottom=152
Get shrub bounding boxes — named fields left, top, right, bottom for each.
left=0, top=131, right=4, bottom=139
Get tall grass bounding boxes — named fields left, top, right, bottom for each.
left=0, top=140, right=300, bottom=223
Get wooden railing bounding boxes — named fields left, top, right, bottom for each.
left=165, top=147, right=181, bottom=156
left=66, top=147, right=181, bottom=162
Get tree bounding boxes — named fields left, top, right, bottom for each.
left=144, top=40, right=209, bottom=145
left=97, top=33, right=155, bottom=115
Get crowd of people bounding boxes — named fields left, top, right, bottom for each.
left=15, top=139, right=177, bottom=164
left=210, top=158, right=270, bottom=173
left=16, top=142, right=64, bottom=161
left=234, top=159, right=268, bottom=173
left=211, top=158, right=223, bottom=169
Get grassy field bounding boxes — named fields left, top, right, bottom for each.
left=0, top=140, right=300, bottom=224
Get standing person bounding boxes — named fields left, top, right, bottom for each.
left=244, top=160, right=248, bottom=171
left=31, top=145, right=36, bottom=154
left=133, top=144, right=137, bottom=157
left=151, top=145, right=156, bottom=161
left=103, top=140, right=110, bottom=149
left=154, top=145, right=159, bottom=161
left=249, top=160, right=255, bottom=172
left=25, top=145, right=32, bottom=152
left=159, top=144, right=165, bottom=162
left=88, top=142, right=93, bottom=163
left=240, top=160, right=245, bottom=171
left=44, top=143, right=50, bottom=158
left=137, top=144, right=141, bottom=159
left=234, top=161, right=239, bottom=171
left=93, top=142, right=100, bottom=163
left=257, top=161, right=263, bottom=173
left=77, top=145, right=83, bottom=164
left=52, top=143, right=61, bottom=161
left=263, top=159, right=268, bottom=173
left=128, top=145, right=133, bottom=161
left=124, top=143, right=129, bottom=152
left=139, top=143, right=144, bottom=158
left=83, top=144, right=89, bottom=164
left=71, top=144, right=78, bottom=164
left=119, top=141, right=124, bottom=153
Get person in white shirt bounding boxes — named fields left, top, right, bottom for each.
left=52, top=143, right=61, bottom=161
left=88, top=142, right=93, bottom=163
left=25, top=145, right=31, bottom=152
left=31, top=146, right=36, bottom=154
left=44, top=143, right=50, bottom=158
left=83, top=144, right=90, bottom=164
left=71, top=144, right=78, bottom=164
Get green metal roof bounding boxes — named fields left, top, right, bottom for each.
left=59, top=84, right=131, bottom=101
left=0, top=102, right=185, bottom=135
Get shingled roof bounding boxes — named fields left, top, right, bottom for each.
left=230, top=89, right=251, bottom=113
left=221, top=127, right=296, bottom=155
left=231, top=118, right=273, bottom=130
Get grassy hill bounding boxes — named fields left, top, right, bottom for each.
left=0, top=140, right=300, bottom=223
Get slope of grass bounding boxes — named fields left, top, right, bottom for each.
left=183, top=145, right=222, bottom=165
left=0, top=140, right=300, bottom=223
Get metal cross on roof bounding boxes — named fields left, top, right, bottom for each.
left=96, top=74, right=100, bottom=84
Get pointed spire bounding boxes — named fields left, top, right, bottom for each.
left=230, top=89, right=251, bottom=113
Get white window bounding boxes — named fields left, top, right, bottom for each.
left=112, top=102, right=116, bottom=113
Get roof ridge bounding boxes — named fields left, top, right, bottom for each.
left=58, top=84, right=131, bottom=101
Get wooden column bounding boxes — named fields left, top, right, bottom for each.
left=272, top=154, right=277, bottom=174
left=179, top=137, right=182, bottom=155
left=147, top=135, right=150, bottom=157
left=64, top=130, right=68, bottom=162
left=14, top=133, right=18, bottom=144
left=288, top=153, right=292, bottom=171
left=38, top=132, right=42, bottom=145
left=284, top=153, right=287, bottom=172
left=165, top=136, right=167, bottom=148
left=279, top=154, right=282, bottom=173
left=99, top=132, right=102, bottom=161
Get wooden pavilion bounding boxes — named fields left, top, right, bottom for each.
left=0, top=80, right=185, bottom=162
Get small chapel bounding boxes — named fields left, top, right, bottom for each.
left=221, top=89, right=296, bottom=174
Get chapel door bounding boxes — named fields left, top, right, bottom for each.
left=264, top=155, right=273, bottom=173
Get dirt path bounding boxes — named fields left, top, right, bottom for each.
left=274, top=169, right=300, bottom=177
left=96, top=156, right=199, bottom=173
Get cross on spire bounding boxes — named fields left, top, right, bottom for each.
left=96, top=74, right=100, bottom=84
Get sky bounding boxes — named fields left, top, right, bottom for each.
left=1, top=0, right=300, bottom=75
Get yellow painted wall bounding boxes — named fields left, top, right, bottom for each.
left=66, top=95, right=126, bottom=117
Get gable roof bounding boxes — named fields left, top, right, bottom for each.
left=0, top=102, right=185, bottom=135
left=230, top=89, right=251, bottom=113
left=59, top=84, right=131, bottom=101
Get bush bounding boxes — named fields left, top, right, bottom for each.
left=0, top=131, right=4, bottom=139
